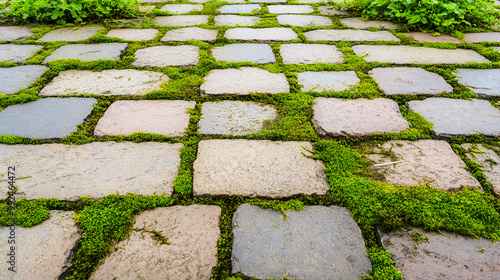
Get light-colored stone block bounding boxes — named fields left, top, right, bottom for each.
left=218, top=4, right=261, bottom=14
left=214, top=15, right=261, bottom=26
left=42, top=43, right=127, bottom=64
left=340, top=17, right=398, bottom=29
left=277, top=15, right=332, bottom=27
left=268, top=5, right=314, bottom=14
left=464, top=32, right=500, bottom=43
left=224, top=27, right=298, bottom=42
left=155, top=15, right=209, bottom=26
left=37, top=26, right=102, bottom=42
left=0, top=26, right=33, bottom=41
left=462, top=143, right=500, bottom=195
left=456, top=68, right=500, bottom=98
left=161, top=27, right=218, bottom=42
left=404, top=32, right=461, bottom=43
left=160, top=4, right=203, bottom=14
left=0, top=44, right=42, bottom=63
left=106, top=29, right=159, bottom=41
left=305, top=29, right=400, bottom=42
left=298, top=71, right=360, bottom=92
left=132, top=45, right=199, bottom=67
left=280, top=44, right=344, bottom=64
left=211, top=43, right=275, bottom=63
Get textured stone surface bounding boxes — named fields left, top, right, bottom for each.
left=251, top=0, right=286, bottom=2
left=160, top=4, right=203, bottom=14
left=0, top=142, right=182, bottom=200
left=281, top=44, right=344, bottom=64
left=40, top=69, right=169, bottom=96
left=95, top=100, right=195, bottom=137
left=42, top=43, right=127, bottom=64
left=232, top=204, right=372, bottom=279
left=0, top=65, right=47, bottom=95
left=161, top=27, right=218, bottom=42
left=304, top=29, right=400, bottom=42
left=298, top=71, right=360, bottom=92
left=407, top=98, right=500, bottom=137
left=456, top=68, right=500, bottom=98
left=191, top=0, right=245, bottom=2
left=224, top=27, right=298, bottom=42
left=404, top=32, right=461, bottom=43
left=312, top=98, right=409, bottom=137
left=277, top=15, right=332, bottom=27
left=0, top=44, right=42, bottom=63
left=318, top=5, right=350, bottom=16
left=193, top=140, right=329, bottom=197
left=368, top=140, right=482, bottom=191
left=38, top=26, right=102, bottom=42
left=340, top=17, right=398, bottom=29
left=212, top=43, right=275, bottom=63
left=462, top=143, right=500, bottom=195
left=218, top=4, right=261, bottom=14
left=106, top=28, right=159, bottom=40
left=90, top=205, right=221, bottom=280
left=214, top=15, right=261, bottom=26
left=464, top=32, right=500, bottom=43
left=380, top=227, right=500, bottom=280
left=369, top=67, right=453, bottom=96
left=200, top=67, right=289, bottom=95
left=0, top=211, right=82, bottom=280
left=296, top=0, right=329, bottom=3
left=132, top=45, right=199, bottom=67
left=268, top=5, right=314, bottom=14
left=0, top=26, right=33, bottom=41
left=155, top=15, right=209, bottom=26
left=353, top=45, right=490, bottom=64
left=198, top=101, right=277, bottom=135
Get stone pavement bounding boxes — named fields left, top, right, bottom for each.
left=1, top=0, right=500, bottom=279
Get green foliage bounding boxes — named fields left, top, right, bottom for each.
left=0, top=203, right=12, bottom=226
left=14, top=198, right=51, bottom=227
left=364, top=247, right=403, bottom=280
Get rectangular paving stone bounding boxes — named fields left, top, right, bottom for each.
left=462, top=143, right=500, bottom=195
left=277, top=15, right=332, bottom=27
left=318, top=5, right=350, bottom=15
left=106, top=28, right=159, bottom=41
left=268, top=5, right=314, bottom=14
left=193, top=140, right=330, bottom=197
left=42, top=43, right=127, bottom=64
left=456, top=68, right=500, bottom=98
left=191, top=0, right=245, bottom=2
left=0, top=142, right=183, bottom=200
left=0, top=26, right=33, bottom=41
left=0, top=65, right=47, bottom=95
left=224, top=27, right=298, bottom=42
left=132, top=45, right=199, bottom=67
left=404, top=32, right=461, bottom=43
left=160, top=4, right=203, bottom=14
left=340, top=17, right=398, bottom=29
left=464, top=32, right=500, bottom=43
left=305, top=29, right=400, bottom=42
left=214, top=15, right=261, bottom=26
left=161, top=27, right=218, bottom=41
left=155, top=15, right=209, bottom=26
left=37, top=26, right=102, bottom=42
left=211, top=43, right=276, bottom=63
left=298, top=71, right=360, bottom=92
left=280, top=44, right=344, bottom=64
left=0, top=44, right=42, bottom=63
left=218, top=4, right=261, bottom=14
left=250, top=0, right=286, bottom=2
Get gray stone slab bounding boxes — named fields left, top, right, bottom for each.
left=42, top=43, right=127, bottom=64
left=0, top=142, right=182, bottom=200
left=0, top=44, right=42, bottom=63
left=224, top=27, right=298, bottom=42
left=369, top=67, right=453, bottom=96
left=160, top=4, right=203, bottom=14
left=251, top=0, right=286, bottom=2
left=298, top=71, right=360, bottom=92
left=340, top=17, right=398, bottom=29
left=191, top=0, right=245, bottom=2
left=0, top=26, right=33, bottom=41
left=218, top=4, right=261, bottom=14
left=232, top=204, right=372, bottom=279
left=132, top=45, right=199, bottom=67
left=0, top=211, right=82, bottom=280
left=201, top=67, right=289, bottom=95
left=39, top=69, right=169, bottom=96
left=193, top=140, right=330, bottom=197
left=280, top=44, right=344, bottom=64
left=462, top=143, right=500, bottom=195
left=211, top=43, right=275, bottom=63
left=352, top=45, right=490, bottom=64
left=90, top=205, right=221, bottom=280
left=456, top=68, right=500, bottom=98
left=198, top=101, right=277, bottom=135
left=464, top=32, right=500, bottom=43
left=296, top=0, right=328, bottom=3
left=37, top=26, right=102, bottom=42
left=277, top=15, right=332, bottom=27
left=268, top=5, right=314, bottom=14
left=318, top=5, right=350, bottom=16
left=404, top=32, right=461, bottom=43
left=155, top=15, right=209, bottom=26
left=305, top=29, right=400, bottom=42
left=407, top=98, right=500, bottom=137
left=0, top=65, right=48, bottom=95
left=214, top=15, right=261, bottom=26
left=106, top=28, right=159, bottom=41
left=161, top=27, right=218, bottom=42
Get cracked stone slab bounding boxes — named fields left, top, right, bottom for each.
left=462, top=143, right=500, bottom=195
left=464, top=32, right=500, bottom=43
left=232, top=204, right=372, bottom=279
left=42, top=43, right=127, bottom=64
left=218, top=4, right=261, bottom=14
left=193, top=140, right=329, bottom=197
left=0, top=65, right=47, bottom=95
left=281, top=44, right=344, bottom=64
left=155, top=15, right=209, bottom=26
left=340, top=17, right=398, bottom=29
left=160, top=4, right=203, bottom=14
left=224, top=27, right=298, bottom=42
left=298, top=71, right=360, bottom=92
left=90, top=205, right=221, bottom=280
left=161, top=27, right=218, bottom=42
left=305, top=29, right=400, bottom=42
left=37, top=26, right=102, bottom=42
left=456, top=68, right=500, bottom=98
left=407, top=98, right=500, bottom=137
left=214, top=15, right=261, bottom=26
left=132, top=45, right=199, bottom=67
left=0, top=26, right=32, bottom=41
left=268, top=5, right=314, bottom=14
left=0, top=211, right=82, bottom=280
left=198, top=101, right=277, bottom=135
left=404, top=32, right=461, bottom=43
left=0, top=44, right=42, bottom=63
left=369, top=67, right=453, bottom=96
left=106, top=28, right=159, bottom=41
left=0, top=142, right=182, bottom=200
left=312, top=98, right=409, bottom=137
left=212, top=43, right=276, bottom=63
left=277, top=15, right=332, bottom=27
left=318, top=6, right=350, bottom=16
left=39, top=69, right=169, bottom=96
left=95, top=100, right=195, bottom=137
left=200, top=67, right=289, bottom=95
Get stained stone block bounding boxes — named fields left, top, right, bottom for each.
left=280, top=44, right=344, bottom=64
left=406, top=98, right=500, bottom=137
left=318, top=6, right=350, bottom=16
left=404, top=32, right=461, bottom=43
left=0, top=44, right=42, bottom=63
left=214, top=15, right=261, bottom=26
left=456, top=68, right=500, bottom=98
left=42, top=43, right=127, bottom=64
left=155, top=15, right=209, bottom=26
left=340, top=18, right=398, bottom=29
left=462, top=143, right=500, bottom=195
left=464, top=32, right=500, bottom=43
left=106, top=28, right=159, bottom=41
left=298, top=71, right=360, bottom=92
left=193, top=140, right=330, bottom=197
left=132, top=45, right=199, bottom=67
left=160, top=4, right=203, bottom=14
left=218, top=4, right=261, bottom=14
left=161, top=27, right=218, bottom=42
left=211, top=43, right=275, bottom=63
left=268, top=5, right=314, bottom=14
left=304, top=29, right=400, bottom=42
left=37, top=26, right=102, bottom=42
left=224, top=27, right=298, bottom=42
left=198, top=101, right=277, bottom=135
left=277, top=15, right=332, bottom=27
left=0, top=65, right=48, bottom=95
left=0, top=26, right=33, bottom=41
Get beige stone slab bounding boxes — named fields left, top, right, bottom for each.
left=0, top=26, right=33, bottom=41
left=160, top=4, right=203, bottom=14
left=464, top=32, right=500, bottom=43
left=155, top=15, right=209, bottom=26
left=132, top=45, right=199, bottom=67
left=42, top=43, right=127, bottom=64
left=214, top=15, right=261, bottom=26
left=37, top=26, right=102, bottom=42
left=340, top=18, right=398, bottom=29
left=298, top=71, right=360, bottom=92
left=106, top=29, right=159, bottom=41
left=224, top=27, right=298, bottom=42
left=317, top=6, right=350, bottom=16
left=404, top=32, right=461, bottom=44
left=280, top=44, right=344, bottom=64
left=267, top=5, right=314, bottom=14
left=277, top=15, right=332, bottom=27
left=304, top=29, right=400, bottom=42
left=462, top=144, right=500, bottom=195
left=161, top=27, right=218, bottom=42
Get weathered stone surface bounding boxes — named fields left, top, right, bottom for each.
left=0, top=211, right=82, bottom=280
left=39, top=69, right=169, bottom=96
left=0, top=44, right=42, bottom=63
left=200, top=67, right=289, bottom=95
left=462, top=144, right=500, bottom=195
left=42, top=43, right=127, bottom=64
left=193, top=140, right=329, bottom=197
left=369, top=67, right=453, bottom=96
left=312, top=98, right=409, bottom=137
left=90, top=205, right=221, bottom=280
left=106, top=28, right=159, bottom=40
left=380, top=227, right=500, bottom=280
left=160, top=4, right=203, bottom=14
left=268, top=5, right=314, bottom=14
left=296, top=0, right=329, bottom=3
left=352, top=45, right=490, bottom=64
left=464, top=32, right=500, bottom=43
left=198, top=101, right=277, bottom=135
left=277, top=15, right=332, bottom=27
left=298, top=71, right=360, bottom=92
left=340, top=17, right=398, bottom=29
left=132, top=45, right=199, bottom=67
left=404, top=32, right=461, bottom=43
left=155, top=15, right=209, bottom=26
left=219, top=4, right=261, bottom=14
left=304, top=29, right=400, bottom=42
left=456, top=68, right=500, bottom=98
left=318, top=5, right=350, bottom=16
left=212, top=43, right=275, bottom=63
left=214, top=15, right=261, bottom=26
left=138, top=5, right=155, bottom=12
left=191, top=0, right=245, bottom=2
left=232, top=204, right=372, bottom=279
left=161, top=27, right=218, bottom=42
left=37, top=26, right=102, bottom=42
left=0, top=26, right=33, bottom=41
left=251, top=0, right=286, bottom=2
left=0, top=142, right=182, bottom=200
left=95, top=100, right=195, bottom=137
left=407, top=98, right=500, bottom=137
left=0, top=65, right=47, bottom=95
left=280, top=44, right=344, bottom=64
left=224, top=27, right=298, bottom=42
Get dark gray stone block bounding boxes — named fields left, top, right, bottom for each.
left=0, top=65, right=48, bottom=95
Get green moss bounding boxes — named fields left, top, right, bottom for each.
left=248, top=199, right=304, bottom=220
left=364, top=247, right=403, bottom=280
left=14, top=198, right=51, bottom=227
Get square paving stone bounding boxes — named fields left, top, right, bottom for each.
left=0, top=65, right=47, bottom=95
left=369, top=67, right=453, bottom=96
left=456, top=68, right=500, bottom=98
left=0, top=98, right=97, bottom=140
left=297, top=71, right=360, bottom=92
left=464, top=32, right=500, bottom=43
left=0, top=142, right=183, bottom=200
left=277, top=15, right=332, bottom=27
left=214, top=15, right=261, bottom=26
left=340, top=17, right=398, bottom=29
left=106, top=28, right=159, bottom=41
left=406, top=98, right=500, bottom=137
left=211, top=43, right=275, bottom=63
left=155, top=15, right=209, bottom=26
left=132, top=45, right=199, bottom=67
left=198, top=101, right=277, bottom=135
left=462, top=143, right=500, bottom=195
left=224, top=27, right=298, bottom=42
left=218, top=4, right=261, bottom=14
left=312, top=97, right=409, bottom=137
left=95, top=100, right=195, bottom=137
left=268, top=5, right=314, bottom=14
left=404, top=32, right=461, bottom=43
left=281, top=44, right=344, bottom=64
left=0, top=211, right=82, bottom=280
left=232, top=204, right=372, bottom=279
left=0, top=44, right=42, bottom=63
left=367, top=140, right=482, bottom=191
left=37, top=26, right=102, bottom=42
left=0, top=26, right=33, bottom=41
left=160, top=4, right=203, bottom=14
left=318, top=5, right=350, bottom=16
left=90, top=205, right=221, bottom=280
left=304, top=29, right=400, bottom=42
left=161, top=27, right=218, bottom=41
left=193, top=140, right=330, bottom=197
left=42, top=43, right=127, bottom=64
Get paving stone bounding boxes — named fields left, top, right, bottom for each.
left=298, top=71, right=360, bottom=92
left=277, top=15, right=332, bottom=27
left=139, top=0, right=165, bottom=2
left=406, top=98, right=500, bottom=137
left=462, top=143, right=500, bottom=195
left=138, top=5, right=155, bottom=12
left=280, top=44, right=344, bottom=64
left=212, top=43, right=275, bottom=63
left=95, top=100, right=195, bottom=137
left=251, top=0, right=286, bottom=3
left=37, top=26, right=102, bottom=42
left=0, top=44, right=42, bottom=63
left=42, top=43, right=127, bottom=64
left=106, top=28, right=159, bottom=40
left=0, top=65, right=48, bottom=95
left=340, top=17, right=398, bottom=29
left=404, top=32, right=461, bottom=43
left=0, top=211, right=82, bottom=280
left=191, top=0, right=245, bottom=2
left=198, top=101, right=277, bottom=135
left=224, top=27, right=298, bottom=42
left=352, top=45, right=490, bottom=64
left=232, top=204, right=372, bottom=279
left=464, top=32, right=500, bottom=43
left=0, top=26, right=33, bottom=41
left=132, top=45, right=199, bottom=67
left=161, top=27, right=218, bottom=42
left=155, top=15, right=209, bottom=26
left=160, top=4, right=203, bottom=14
left=218, top=4, right=261, bottom=14
left=0, top=142, right=182, bottom=200
left=193, top=140, right=329, bottom=197
left=295, top=0, right=329, bottom=3
left=200, top=67, right=289, bottom=95
left=40, top=69, right=169, bottom=96
left=90, top=205, right=221, bottom=280
left=268, top=5, right=314, bottom=14
left=367, top=140, right=482, bottom=191
left=380, top=227, right=500, bottom=280
left=318, top=5, right=350, bottom=16
left=304, top=29, right=400, bottom=42
left=456, top=68, right=500, bottom=98
left=312, top=97, right=409, bottom=137
left=214, top=15, right=261, bottom=26
left=369, top=67, right=453, bottom=96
